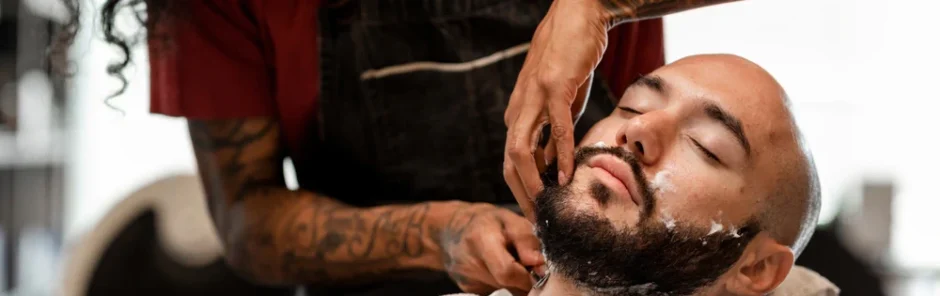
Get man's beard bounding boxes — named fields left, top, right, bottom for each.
left=535, top=146, right=760, bottom=296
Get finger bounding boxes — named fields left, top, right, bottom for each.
left=503, top=152, right=537, bottom=222
left=534, top=145, right=547, bottom=173
left=478, top=233, right=534, bottom=291
left=542, top=136, right=555, bottom=169
left=571, top=72, right=594, bottom=124
left=547, top=94, right=576, bottom=185
left=500, top=212, right=544, bottom=267
left=505, top=43, right=540, bottom=126
left=507, top=96, right=547, bottom=200
left=543, top=74, right=591, bottom=178
left=532, top=264, right=547, bottom=278
left=505, top=59, right=533, bottom=127
left=505, top=7, right=551, bottom=127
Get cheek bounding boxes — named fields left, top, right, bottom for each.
left=578, top=117, right=622, bottom=146
left=652, top=163, right=738, bottom=227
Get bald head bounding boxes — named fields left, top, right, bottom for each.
left=664, top=54, right=820, bottom=255
left=761, top=95, right=821, bottom=257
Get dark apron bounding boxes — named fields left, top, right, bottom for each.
left=297, top=0, right=616, bottom=294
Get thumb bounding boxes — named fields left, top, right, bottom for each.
left=502, top=215, right=544, bottom=267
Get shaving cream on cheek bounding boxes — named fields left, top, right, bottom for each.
left=651, top=170, right=675, bottom=195
left=651, top=162, right=687, bottom=196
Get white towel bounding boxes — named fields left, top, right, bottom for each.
left=441, top=288, right=514, bottom=296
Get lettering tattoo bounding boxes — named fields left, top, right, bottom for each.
left=599, top=0, right=739, bottom=27
left=275, top=202, right=433, bottom=282
left=187, top=118, right=441, bottom=285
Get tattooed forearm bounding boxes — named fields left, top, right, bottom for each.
left=599, top=0, right=740, bottom=27
left=187, top=118, right=449, bottom=286
left=271, top=199, right=442, bottom=283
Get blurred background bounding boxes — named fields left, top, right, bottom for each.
left=0, top=0, right=938, bottom=295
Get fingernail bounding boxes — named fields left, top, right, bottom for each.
left=534, top=265, right=547, bottom=277
left=558, top=171, right=568, bottom=184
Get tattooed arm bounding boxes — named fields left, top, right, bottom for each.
left=597, top=0, right=741, bottom=28
left=188, top=118, right=542, bottom=290
left=189, top=117, right=449, bottom=285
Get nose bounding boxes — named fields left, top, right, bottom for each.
left=615, top=110, right=676, bottom=165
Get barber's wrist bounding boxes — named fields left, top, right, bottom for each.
left=415, top=200, right=468, bottom=271
left=556, top=0, right=618, bottom=30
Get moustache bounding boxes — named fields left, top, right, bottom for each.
left=541, top=146, right=656, bottom=216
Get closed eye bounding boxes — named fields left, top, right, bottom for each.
left=690, top=137, right=722, bottom=165
left=617, top=106, right=642, bottom=114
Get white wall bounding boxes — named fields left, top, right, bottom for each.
left=664, top=0, right=940, bottom=269
left=64, top=0, right=196, bottom=243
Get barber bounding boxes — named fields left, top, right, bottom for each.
left=102, top=0, right=737, bottom=295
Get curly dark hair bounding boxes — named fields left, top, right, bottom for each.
left=55, top=0, right=173, bottom=99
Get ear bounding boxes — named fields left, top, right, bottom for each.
left=724, top=234, right=794, bottom=295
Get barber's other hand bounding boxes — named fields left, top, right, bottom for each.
left=504, top=0, right=609, bottom=222
left=438, top=202, right=544, bottom=295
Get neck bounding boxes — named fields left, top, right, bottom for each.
left=527, top=272, right=723, bottom=296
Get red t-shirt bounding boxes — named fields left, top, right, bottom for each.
left=149, top=0, right=665, bottom=159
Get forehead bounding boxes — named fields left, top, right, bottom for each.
left=648, top=57, right=795, bottom=159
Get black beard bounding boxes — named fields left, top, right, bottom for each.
left=536, top=147, right=760, bottom=296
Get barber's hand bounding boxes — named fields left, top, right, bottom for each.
left=438, top=202, right=544, bottom=295
left=504, top=0, right=609, bottom=222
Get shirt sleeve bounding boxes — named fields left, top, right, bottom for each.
left=597, top=19, right=666, bottom=100
left=148, top=0, right=275, bottom=119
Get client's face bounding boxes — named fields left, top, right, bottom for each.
left=535, top=55, right=799, bottom=295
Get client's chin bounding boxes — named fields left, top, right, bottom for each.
left=535, top=171, right=761, bottom=296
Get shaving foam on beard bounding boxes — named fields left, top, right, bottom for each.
left=728, top=225, right=742, bottom=238
left=660, top=211, right=676, bottom=230
left=707, top=220, right=724, bottom=235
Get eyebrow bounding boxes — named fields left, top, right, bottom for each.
left=630, top=75, right=666, bottom=93
left=629, top=74, right=752, bottom=157
left=703, top=102, right=751, bottom=157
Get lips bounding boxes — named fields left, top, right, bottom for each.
left=587, top=154, right=643, bottom=207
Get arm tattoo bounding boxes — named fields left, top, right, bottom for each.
left=600, top=0, right=739, bottom=27
left=188, top=119, right=280, bottom=203
left=276, top=202, right=435, bottom=283
left=438, top=204, right=501, bottom=287
left=188, top=119, right=442, bottom=285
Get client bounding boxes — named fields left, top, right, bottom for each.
left=531, top=54, right=822, bottom=296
